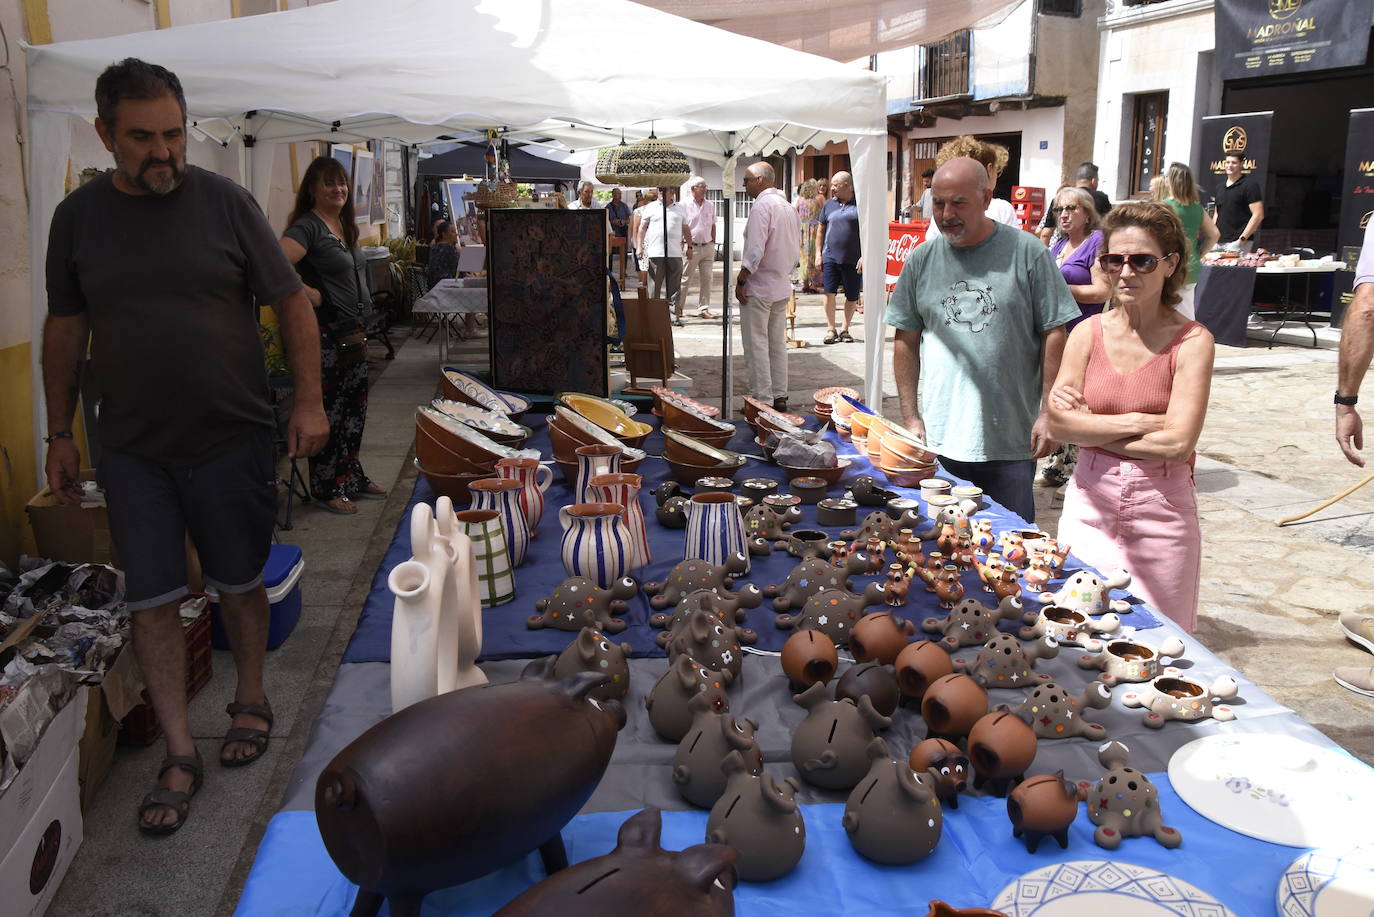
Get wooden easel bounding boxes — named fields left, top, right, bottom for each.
left=621, top=288, right=675, bottom=394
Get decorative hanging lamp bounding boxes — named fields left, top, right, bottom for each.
left=613, top=124, right=690, bottom=189
left=595, top=130, right=629, bottom=184
left=473, top=128, right=519, bottom=210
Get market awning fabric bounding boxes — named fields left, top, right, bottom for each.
left=417, top=143, right=581, bottom=182
left=630, top=0, right=1026, bottom=62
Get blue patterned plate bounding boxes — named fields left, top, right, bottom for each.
left=1278, top=845, right=1374, bottom=917
left=991, top=860, right=1235, bottom=917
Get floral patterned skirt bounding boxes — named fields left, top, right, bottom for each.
left=309, top=326, right=372, bottom=500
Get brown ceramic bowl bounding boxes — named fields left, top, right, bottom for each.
left=414, top=458, right=490, bottom=504
left=740, top=395, right=774, bottom=424
left=777, top=457, right=851, bottom=485
left=416, top=410, right=505, bottom=467
left=650, top=386, right=721, bottom=418
left=663, top=430, right=741, bottom=466
left=754, top=436, right=777, bottom=462
left=664, top=455, right=747, bottom=486
left=812, top=386, right=859, bottom=414
left=660, top=399, right=731, bottom=434
left=880, top=462, right=939, bottom=488
left=755, top=409, right=805, bottom=438
left=548, top=418, right=597, bottom=457
left=884, top=426, right=937, bottom=466
left=665, top=425, right=735, bottom=449
left=415, top=420, right=495, bottom=476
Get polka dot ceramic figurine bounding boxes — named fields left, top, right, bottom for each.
left=527, top=575, right=637, bottom=633
left=1077, top=635, right=1187, bottom=686
left=1019, top=604, right=1122, bottom=653
left=1082, top=740, right=1182, bottom=850
left=1037, top=569, right=1132, bottom=618
left=843, top=737, right=943, bottom=865
left=952, top=633, right=1059, bottom=689
left=923, top=594, right=1024, bottom=651
left=643, top=554, right=750, bottom=611
left=1122, top=673, right=1239, bottom=727
left=1001, top=680, right=1112, bottom=741
left=552, top=627, right=633, bottom=700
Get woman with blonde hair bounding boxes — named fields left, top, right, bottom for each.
left=795, top=178, right=824, bottom=293
left=1157, top=162, right=1219, bottom=319
left=1047, top=201, right=1215, bottom=632
left=934, top=135, right=1019, bottom=227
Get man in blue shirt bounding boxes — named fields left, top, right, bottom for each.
left=817, top=171, right=862, bottom=344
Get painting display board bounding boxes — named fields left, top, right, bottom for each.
left=486, top=208, right=609, bottom=396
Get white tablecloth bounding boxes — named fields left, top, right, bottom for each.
left=413, top=279, right=489, bottom=315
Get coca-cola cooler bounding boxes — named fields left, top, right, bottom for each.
left=887, top=221, right=929, bottom=291
left=1011, top=186, right=1045, bottom=233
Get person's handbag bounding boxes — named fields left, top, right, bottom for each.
left=330, top=317, right=367, bottom=368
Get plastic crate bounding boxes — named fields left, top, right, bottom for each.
left=118, top=600, right=214, bottom=747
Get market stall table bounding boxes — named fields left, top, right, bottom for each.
left=1252, top=261, right=1346, bottom=348
left=234, top=415, right=1374, bottom=916
left=411, top=279, right=489, bottom=362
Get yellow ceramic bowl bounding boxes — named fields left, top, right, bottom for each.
left=563, top=393, right=652, bottom=439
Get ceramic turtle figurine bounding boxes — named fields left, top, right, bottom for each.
left=1121, top=673, right=1238, bottom=727
left=765, top=556, right=860, bottom=613
left=951, top=633, right=1059, bottom=689
left=651, top=587, right=762, bottom=642
left=1001, top=680, right=1112, bottom=741
left=527, top=575, right=637, bottom=633
left=776, top=587, right=880, bottom=645
left=842, top=737, right=943, bottom=865
left=1082, top=740, right=1181, bottom=850
left=841, top=509, right=921, bottom=547
left=644, top=555, right=750, bottom=611
left=790, top=681, right=892, bottom=790
left=1036, top=568, right=1132, bottom=618
left=923, top=594, right=1024, bottom=650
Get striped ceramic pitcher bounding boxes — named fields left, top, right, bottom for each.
left=559, top=502, right=631, bottom=588
left=684, top=492, right=749, bottom=574
left=589, top=472, right=650, bottom=572
left=468, top=477, right=531, bottom=567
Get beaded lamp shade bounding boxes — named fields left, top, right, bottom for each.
left=614, top=134, right=690, bottom=188
left=594, top=143, right=624, bottom=184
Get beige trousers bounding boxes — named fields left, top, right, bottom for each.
left=739, top=294, right=790, bottom=401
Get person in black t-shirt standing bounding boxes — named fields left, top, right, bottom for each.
left=43, top=58, right=328, bottom=835
left=1213, top=152, right=1265, bottom=251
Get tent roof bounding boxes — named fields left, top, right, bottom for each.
left=417, top=143, right=581, bottom=181
left=24, top=0, right=887, bottom=158
left=631, top=0, right=1025, bottom=63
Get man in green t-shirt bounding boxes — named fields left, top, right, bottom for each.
left=886, top=158, right=1079, bottom=522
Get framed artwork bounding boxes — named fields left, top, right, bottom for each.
left=351, top=147, right=374, bottom=225
left=369, top=151, right=385, bottom=224
left=330, top=143, right=352, bottom=186
left=487, top=208, right=609, bottom=396
left=443, top=180, right=480, bottom=245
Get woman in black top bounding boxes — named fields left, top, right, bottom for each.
left=279, top=156, right=383, bottom=515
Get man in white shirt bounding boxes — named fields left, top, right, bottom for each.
left=636, top=188, right=691, bottom=325
left=568, top=180, right=601, bottom=211
left=681, top=176, right=718, bottom=320
left=735, top=162, right=802, bottom=411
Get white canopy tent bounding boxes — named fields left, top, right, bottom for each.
left=24, top=0, right=901, bottom=474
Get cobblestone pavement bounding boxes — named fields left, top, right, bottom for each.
left=666, top=275, right=1374, bottom=764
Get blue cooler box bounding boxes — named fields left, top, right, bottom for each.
left=208, top=544, right=304, bottom=650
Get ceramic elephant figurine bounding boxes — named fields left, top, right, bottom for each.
left=790, top=681, right=892, bottom=790
left=552, top=627, right=634, bottom=700
left=646, top=655, right=735, bottom=743
left=527, top=575, right=637, bottom=633
left=1037, top=569, right=1132, bottom=617
left=705, top=751, right=805, bottom=881
left=1121, top=673, right=1239, bottom=727
left=644, top=555, right=750, bottom=611
left=1082, top=741, right=1181, bottom=850
left=923, top=594, right=1024, bottom=650
left=776, top=587, right=883, bottom=645
left=664, top=608, right=754, bottom=678
left=491, top=808, right=736, bottom=917
left=952, top=633, right=1059, bottom=689
left=1000, top=680, right=1112, bottom=741
left=842, top=737, right=943, bottom=865
left=673, top=692, right=763, bottom=809
left=651, top=587, right=763, bottom=642
left=1077, top=635, right=1186, bottom=685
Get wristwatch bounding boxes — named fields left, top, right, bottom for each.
left=1335, top=392, right=1359, bottom=406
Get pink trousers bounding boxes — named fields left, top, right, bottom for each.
left=1057, top=449, right=1201, bottom=632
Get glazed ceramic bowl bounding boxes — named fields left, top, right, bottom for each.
left=650, top=386, right=721, bottom=418
left=812, top=386, right=859, bottom=415
left=740, top=395, right=776, bottom=424
left=833, top=393, right=874, bottom=425
left=415, top=419, right=496, bottom=476
left=660, top=398, right=731, bottom=434
left=558, top=391, right=638, bottom=418
left=563, top=393, right=653, bottom=441
left=754, top=409, right=805, bottom=437
left=430, top=399, right=531, bottom=448
left=663, top=429, right=743, bottom=467
left=753, top=436, right=778, bottom=462
left=880, top=462, right=939, bottom=488
left=552, top=406, right=648, bottom=462
left=919, top=478, right=953, bottom=498
left=884, top=425, right=937, bottom=466
left=777, top=457, right=852, bottom=485
left=416, top=407, right=526, bottom=466
left=665, top=425, right=735, bottom=449
left=440, top=366, right=519, bottom=415
left=848, top=411, right=875, bottom=441
left=664, top=454, right=747, bottom=486
left=414, top=458, right=491, bottom=504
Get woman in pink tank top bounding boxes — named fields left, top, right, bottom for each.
left=1046, top=201, right=1215, bottom=632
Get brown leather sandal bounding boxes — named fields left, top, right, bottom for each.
left=220, top=700, right=274, bottom=768
left=138, top=753, right=203, bottom=836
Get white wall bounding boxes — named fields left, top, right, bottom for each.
left=47, top=0, right=153, bottom=41
left=1094, top=6, right=1216, bottom=200
left=904, top=105, right=1067, bottom=196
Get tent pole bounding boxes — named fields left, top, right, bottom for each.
left=720, top=159, right=734, bottom=415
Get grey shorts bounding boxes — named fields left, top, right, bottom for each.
left=98, top=429, right=277, bottom=611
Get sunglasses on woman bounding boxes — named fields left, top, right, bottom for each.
left=1097, top=252, right=1176, bottom=273
left=1050, top=204, right=1080, bottom=215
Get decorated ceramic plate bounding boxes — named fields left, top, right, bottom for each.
left=430, top=399, right=526, bottom=438
left=442, top=367, right=508, bottom=414
left=991, top=860, right=1236, bottom=917
left=1168, top=733, right=1374, bottom=848
left=1278, top=845, right=1374, bottom=917
left=498, top=391, right=532, bottom=415
left=551, top=406, right=647, bottom=462
left=418, top=407, right=538, bottom=462
left=662, top=429, right=743, bottom=466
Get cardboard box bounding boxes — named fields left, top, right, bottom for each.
left=24, top=471, right=118, bottom=566
left=0, top=748, right=82, bottom=916
left=0, top=691, right=85, bottom=859
left=77, top=646, right=144, bottom=813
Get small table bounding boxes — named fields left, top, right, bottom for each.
left=412, top=280, right=488, bottom=362
left=1252, top=261, right=1346, bottom=347
left=609, top=236, right=628, bottom=285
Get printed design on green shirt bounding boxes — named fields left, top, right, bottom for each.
left=940, top=280, right=998, bottom=333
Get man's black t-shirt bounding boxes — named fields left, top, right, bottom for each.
left=1214, top=175, right=1263, bottom=243
left=46, top=166, right=302, bottom=463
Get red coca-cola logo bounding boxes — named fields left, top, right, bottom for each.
left=887, top=234, right=921, bottom=264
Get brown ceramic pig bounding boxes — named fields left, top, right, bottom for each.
left=1007, top=771, right=1080, bottom=853
left=790, top=681, right=892, bottom=790
left=552, top=627, right=634, bottom=700
left=842, top=738, right=943, bottom=865
left=894, top=640, right=955, bottom=704
left=780, top=629, right=839, bottom=690
left=849, top=611, right=916, bottom=664
left=908, top=737, right=969, bottom=810
left=966, top=711, right=1038, bottom=797
left=834, top=661, right=900, bottom=717
left=673, top=693, right=763, bottom=809
left=921, top=673, right=988, bottom=743
left=706, top=750, right=806, bottom=881
left=664, top=608, right=753, bottom=679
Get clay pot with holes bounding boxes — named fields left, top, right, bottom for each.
left=781, top=630, right=839, bottom=690
left=894, top=640, right=954, bottom=704
left=966, top=711, right=1038, bottom=797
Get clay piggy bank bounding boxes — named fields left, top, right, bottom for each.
left=841, top=508, right=922, bottom=545
left=646, top=655, right=735, bottom=743
left=908, top=737, right=969, bottom=810
left=1019, top=604, right=1121, bottom=652
left=1002, top=680, right=1111, bottom=741
left=665, top=608, right=754, bottom=678
left=651, top=587, right=763, bottom=640
left=894, top=640, right=955, bottom=703
left=316, top=664, right=625, bottom=917
left=920, top=673, right=988, bottom=743
left=1007, top=771, right=1080, bottom=853
left=1036, top=569, right=1132, bottom=617
left=923, top=594, right=1023, bottom=650
left=673, top=693, right=763, bottom=808
left=527, top=575, right=637, bottom=633
left=1077, top=635, right=1186, bottom=685
left=1121, top=673, right=1238, bottom=727
left=776, top=587, right=883, bottom=645
left=790, top=681, right=892, bottom=789
left=952, top=633, right=1059, bottom=689
left=843, top=738, right=943, bottom=865
left=645, top=555, right=750, bottom=611
left=491, top=808, right=736, bottom=917
left=849, top=611, right=916, bottom=664
left=1083, top=740, right=1181, bottom=850
left=966, top=711, right=1038, bottom=796
left=834, top=661, right=901, bottom=717
left=780, top=629, right=839, bottom=690
left=765, top=556, right=862, bottom=613
left=706, top=750, right=806, bottom=881
left=552, top=627, right=634, bottom=700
